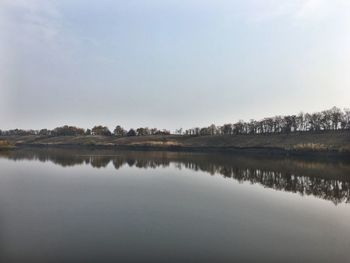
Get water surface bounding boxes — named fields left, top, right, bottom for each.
left=0, top=149, right=349, bottom=263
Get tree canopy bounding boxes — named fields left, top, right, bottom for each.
left=0, top=107, right=349, bottom=137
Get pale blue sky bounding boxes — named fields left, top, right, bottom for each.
left=1, top=0, right=349, bottom=131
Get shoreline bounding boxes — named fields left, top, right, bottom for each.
left=13, top=143, right=350, bottom=159
left=3, top=130, right=350, bottom=158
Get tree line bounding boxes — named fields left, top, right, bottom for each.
left=182, top=106, right=350, bottom=136
left=0, top=106, right=349, bottom=137
left=0, top=125, right=171, bottom=137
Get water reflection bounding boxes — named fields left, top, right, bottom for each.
left=1, top=148, right=350, bottom=205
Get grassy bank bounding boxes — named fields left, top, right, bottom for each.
left=0, top=140, right=15, bottom=150
left=2, top=130, right=349, bottom=156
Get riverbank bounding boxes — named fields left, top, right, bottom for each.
left=2, top=130, right=350, bottom=157
left=0, top=140, right=15, bottom=151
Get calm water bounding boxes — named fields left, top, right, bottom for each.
left=0, top=149, right=350, bottom=263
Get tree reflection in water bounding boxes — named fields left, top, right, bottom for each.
left=1, top=148, right=349, bottom=205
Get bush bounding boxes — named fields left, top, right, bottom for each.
left=83, top=140, right=96, bottom=146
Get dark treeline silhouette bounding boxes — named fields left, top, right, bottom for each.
left=184, top=106, right=350, bottom=136
left=0, top=125, right=171, bottom=137
left=1, top=148, right=349, bottom=205
left=0, top=106, right=349, bottom=137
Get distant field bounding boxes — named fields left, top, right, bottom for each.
left=3, top=130, right=350, bottom=156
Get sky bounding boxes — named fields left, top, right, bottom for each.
left=1, top=0, right=349, bottom=131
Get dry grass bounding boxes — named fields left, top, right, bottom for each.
left=0, top=140, right=15, bottom=150
left=130, top=140, right=182, bottom=146
left=292, top=143, right=329, bottom=151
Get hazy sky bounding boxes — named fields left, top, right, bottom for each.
left=1, top=0, right=349, bottom=131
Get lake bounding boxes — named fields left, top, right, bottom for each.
left=0, top=148, right=349, bottom=263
